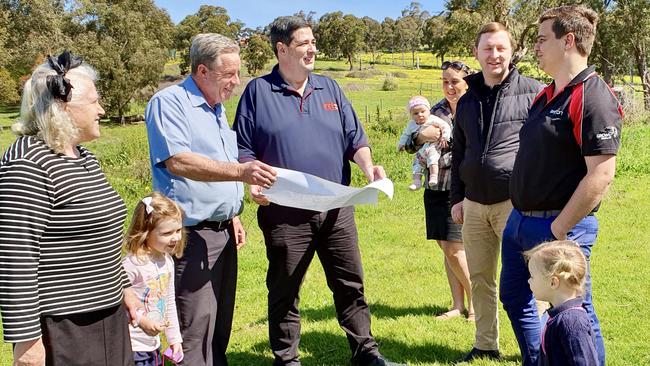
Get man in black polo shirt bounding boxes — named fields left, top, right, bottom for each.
left=501, top=5, right=622, bottom=366
left=233, top=16, right=403, bottom=366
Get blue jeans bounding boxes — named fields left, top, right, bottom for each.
left=499, top=209, right=605, bottom=366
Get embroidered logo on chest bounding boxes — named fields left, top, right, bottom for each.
left=323, top=102, right=339, bottom=111
left=548, top=109, right=563, bottom=116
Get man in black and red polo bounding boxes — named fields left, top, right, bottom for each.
left=500, top=5, right=622, bottom=366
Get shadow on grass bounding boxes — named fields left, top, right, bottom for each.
left=248, top=302, right=449, bottom=331
left=300, top=302, right=449, bottom=322
left=228, top=329, right=474, bottom=365
left=315, top=66, right=349, bottom=72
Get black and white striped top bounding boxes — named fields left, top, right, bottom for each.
left=0, top=136, right=129, bottom=342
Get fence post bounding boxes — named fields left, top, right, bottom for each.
left=365, top=105, right=369, bottom=124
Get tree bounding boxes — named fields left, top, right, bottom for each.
left=173, top=5, right=242, bottom=75
left=0, top=0, right=70, bottom=98
left=0, top=6, right=18, bottom=105
left=314, top=11, right=344, bottom=59
left=339, top=14, right=366, bottom=70
left=315, top=12, right=365, bottom=71
left=293, top=10, right=317, bottom=24
left=422, top=15, right=450, bottom=62
left=614, top=0, right=650, bottom=110
left=395, top=3, right=429, bottom=67
left=362, top=17, right=383, bottom=63
left=71, top=0, right=174, bottom=118
left=380, top=17, right=398, bottom=63
left=242, top=33, right=273, bottom=76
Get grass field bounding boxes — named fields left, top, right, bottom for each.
left=0, top=56, right=649, bottom=365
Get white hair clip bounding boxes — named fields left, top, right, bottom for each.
left=141, top=196, right=154, bottom=215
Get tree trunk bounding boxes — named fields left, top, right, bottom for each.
left=348, top=54, right=354, bottom=71
left=641, top=73, right=650, bottom=111
left=633, top=46, right=650, bottom=110
left=412, top=49, right=416, bottom=67
left=601, top=60, right=613, bottom=86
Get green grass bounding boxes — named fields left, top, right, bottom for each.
left=1, top=58, right=650, bottom=366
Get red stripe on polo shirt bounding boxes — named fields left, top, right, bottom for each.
left=568, top=83, right=585, bottom=147
left=605, top=83, right=625, bottom=119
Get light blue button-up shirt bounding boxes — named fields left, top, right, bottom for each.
left=145, top=76, right=243, bottom=226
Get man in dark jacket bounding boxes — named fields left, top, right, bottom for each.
left=450, top=22, right=543, bottom=362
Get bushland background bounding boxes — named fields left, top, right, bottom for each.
left=1, top=1, right=649, bottom=365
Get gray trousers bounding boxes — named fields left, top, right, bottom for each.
left=175, top=223, right=237, bottom=366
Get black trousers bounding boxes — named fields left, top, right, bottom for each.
left=175, top=224, right=237, bottom=366
left=257, top=205, right=380, bottom=366
left=41, top=303, right=133, bottom=366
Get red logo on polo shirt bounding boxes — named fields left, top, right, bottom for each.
left=323, top=102, right=339, bottom=111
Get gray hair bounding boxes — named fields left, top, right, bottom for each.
left=190, top=33, right=240, bottom=74
left=12, top=61, right=99, bottom=154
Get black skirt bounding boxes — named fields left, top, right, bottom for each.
left=423, top=189, right=462, bottom=241
left=41, top=303, right=134, bottom=366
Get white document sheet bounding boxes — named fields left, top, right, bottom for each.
left=262, top=167, right=394, bottom=212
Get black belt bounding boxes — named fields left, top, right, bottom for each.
left=520, top=210, right=594, bottom=218
left=192, top=219, right=232, bottom=231
left=520, top=210, right=562, bottom=218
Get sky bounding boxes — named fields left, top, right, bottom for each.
left=154, top=0, right=447, bottom=28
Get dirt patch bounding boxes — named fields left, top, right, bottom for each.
left=344, top=83, right=370, bottom=92
left=346, top=70, right=384, bottom=79
left=390, top=71, right=408, bottom=78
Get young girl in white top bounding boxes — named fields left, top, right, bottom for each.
left=123, top=192, right=186, bottom=365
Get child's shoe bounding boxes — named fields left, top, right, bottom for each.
left=409, top=175, right=422, bottom=191
left=428, top=172, right=438, bottom=188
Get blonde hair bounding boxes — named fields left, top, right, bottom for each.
left=124, top=192, right=187, bottom=259
left=12, top=61, right=99, bottom=154
left=524, top=240, right=587, bottom=294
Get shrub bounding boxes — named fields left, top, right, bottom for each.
left=382, top=77, right=399, bottom=91
left=0, top=69, right=19, bottom=105
left=390, top=71, right=408, bottom=78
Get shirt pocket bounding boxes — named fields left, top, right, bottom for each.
left=221, top=129, right=239, bottom=162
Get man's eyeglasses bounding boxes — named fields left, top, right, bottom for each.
left=441, top=61, right=470, bottom=73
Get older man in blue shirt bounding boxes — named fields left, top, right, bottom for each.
left=145, top=33, right=276, bottom=366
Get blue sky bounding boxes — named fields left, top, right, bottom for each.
left=154, top=0, right=446, bottom=28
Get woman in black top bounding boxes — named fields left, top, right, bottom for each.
left=407, top=61, right=475, bottom=320
left=0, top=51, right=137, bottom=365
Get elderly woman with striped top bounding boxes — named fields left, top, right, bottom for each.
left=0, top=51, right=138, bottom=365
